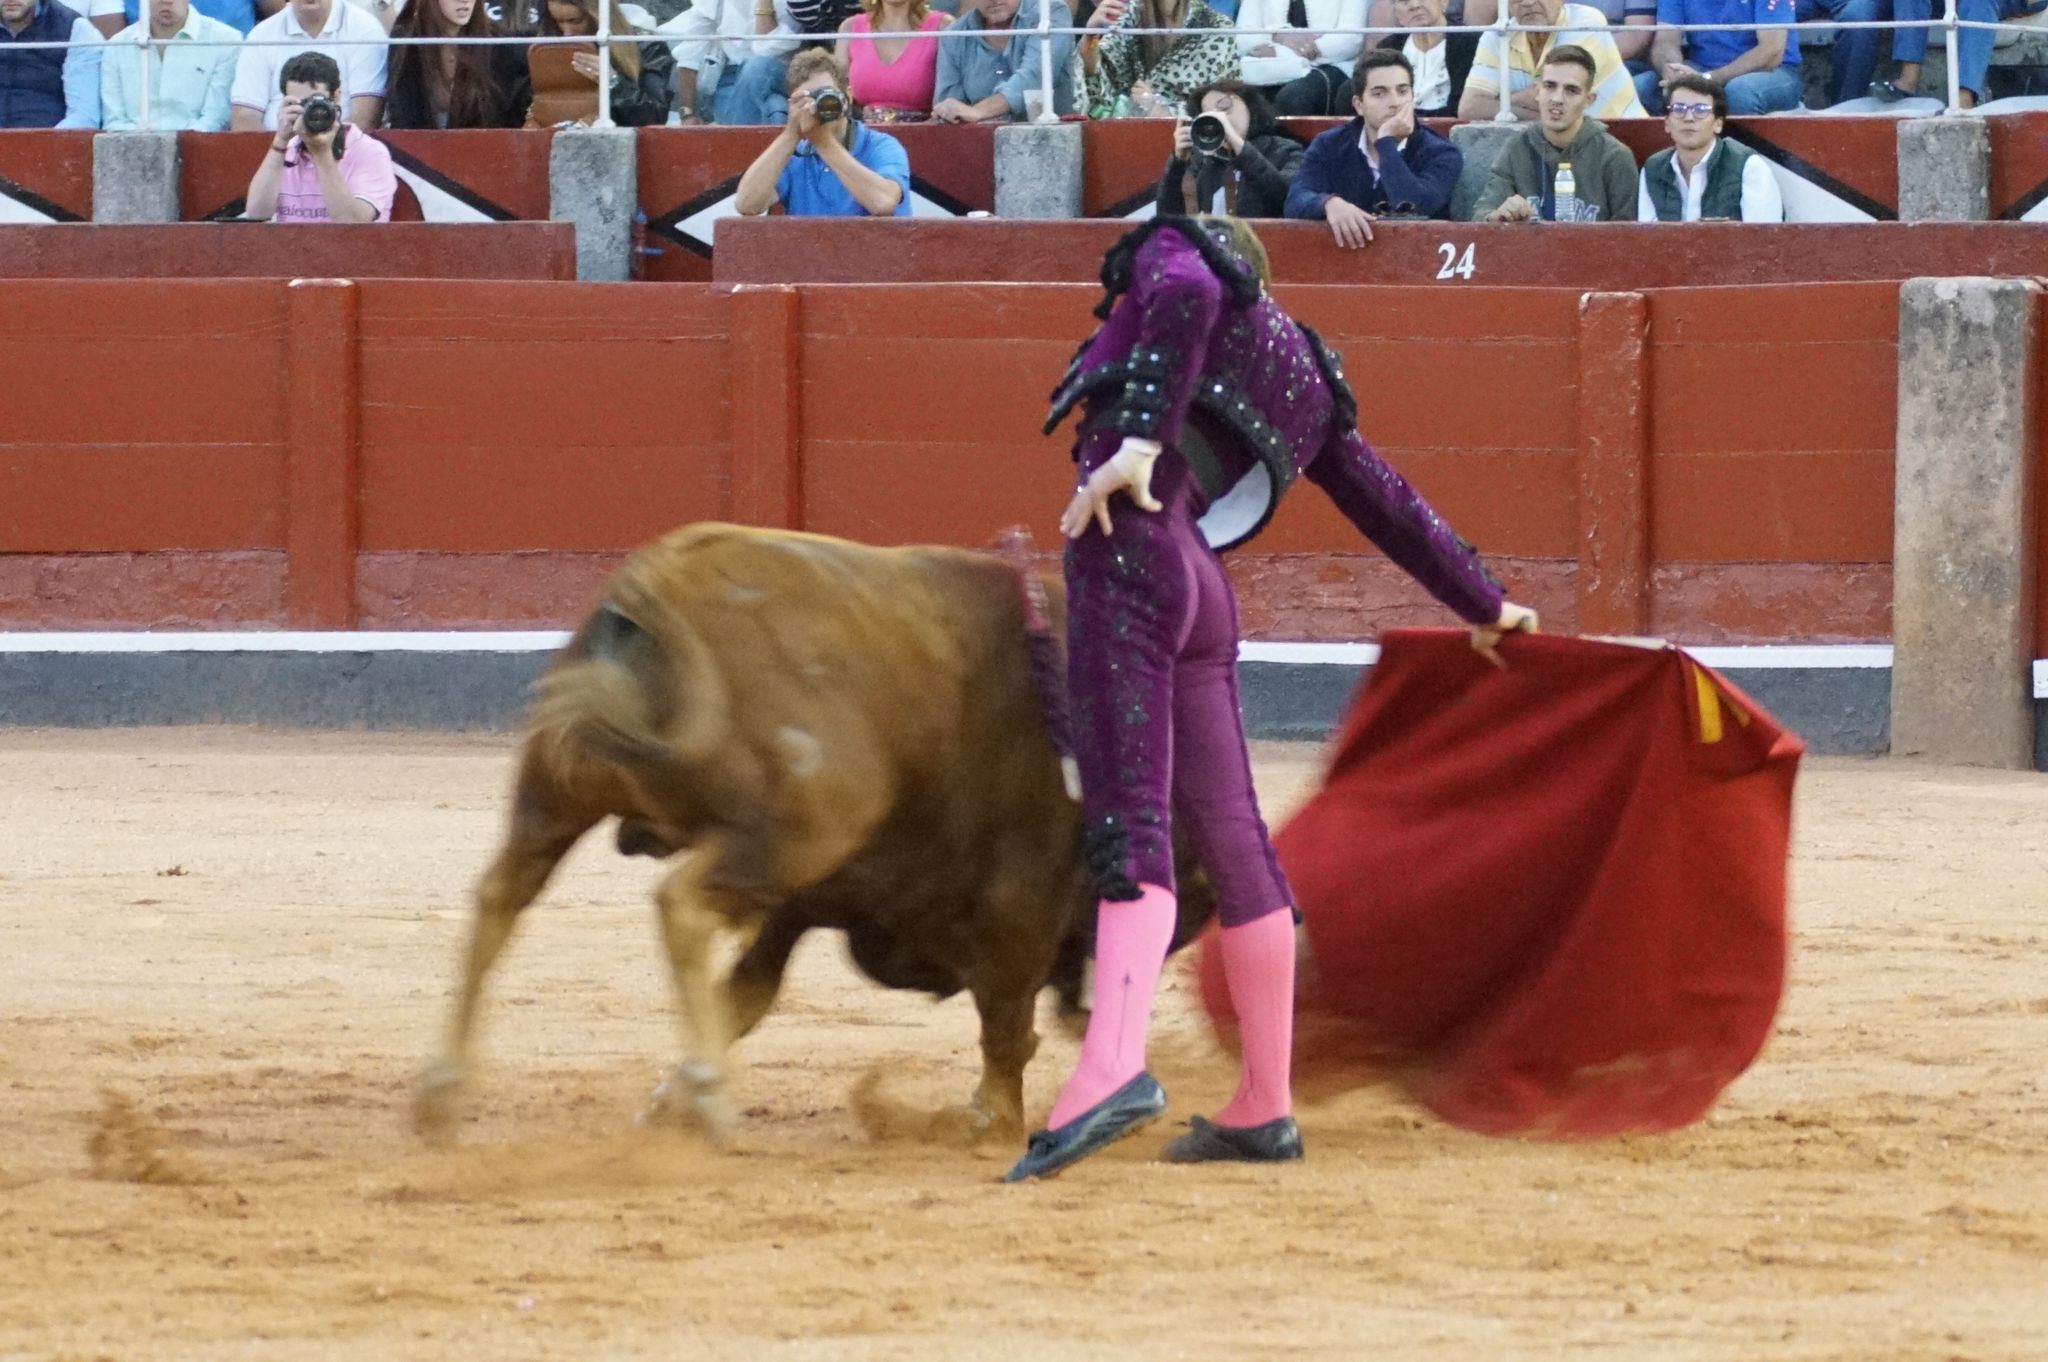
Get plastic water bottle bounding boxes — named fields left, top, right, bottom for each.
left=1553, top=161, right=1577, bottom=223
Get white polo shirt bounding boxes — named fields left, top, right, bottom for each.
left=229, top=2, right=390, bottom=128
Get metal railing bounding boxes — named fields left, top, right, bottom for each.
left=11, top=8, right=2048, bottom=131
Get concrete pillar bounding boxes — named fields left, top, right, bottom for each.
left=92, top=131, right=180, bottom=224
left=1448, top=121, right=1520, bottom=223
left=1898, top=117, right=1990, bottom=223
left=1893, top=277, right=2039, bottom=768
left=548, top=126, right=637, bottom=282
left=994, top=122, right=1083, bottom=219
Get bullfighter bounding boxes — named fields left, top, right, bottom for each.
left=1007, top=215, right=1540, bottom=1181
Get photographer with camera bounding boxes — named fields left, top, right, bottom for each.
left=734, top=47, right=910, bottom=216
left=1152, top=80, right=1302, bottom=218
left=243, top=52, right=396, bottom=223
left=1284, top=49, right=1461, bottom=246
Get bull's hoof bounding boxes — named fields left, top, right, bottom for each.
left=929, top=1097, right=1022, bottom=1147
left=411, top=1060, right=468, bottom=1139
left=641, top=1062, right=738, bottom=1147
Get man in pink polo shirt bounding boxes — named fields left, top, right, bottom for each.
left=242, top=52, right=396, bottom=224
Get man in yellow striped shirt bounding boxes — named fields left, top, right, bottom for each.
left=1456, top=0, right=1647, bottom=121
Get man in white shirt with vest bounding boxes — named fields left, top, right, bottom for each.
left=228, top=0, right=385, bottom=129
left=1636, top=72, right=1782, bottom=222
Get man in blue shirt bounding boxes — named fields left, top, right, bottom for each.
left=735, top=47, right=911, bottom=217
left=1636, top=0, right=1802, bottom=115
left=932, top=0, right=1076, bottom=122
left=0, top=0, right=102, bottom=127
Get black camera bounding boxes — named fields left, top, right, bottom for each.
left=1189, top=111, right=1230, bottom=158
left=298, top=92, right=339, bottom=137
left=810, top=86, right=848, bottom=123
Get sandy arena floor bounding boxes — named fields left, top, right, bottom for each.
left=1, top=730, right=2044, bottom=1361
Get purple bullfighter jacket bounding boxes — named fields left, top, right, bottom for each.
left=1046, top=218, right=1505, bottom=625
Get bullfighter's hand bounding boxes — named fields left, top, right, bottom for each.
left=1470, top=600, right=1539, bottom=670
left=1061, top=437, right=1163, bottom=538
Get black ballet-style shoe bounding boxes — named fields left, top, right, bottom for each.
left=1160, top=1113, right=1305, bottom=1164
left=1002, top=1072, right=1168, bottom=1183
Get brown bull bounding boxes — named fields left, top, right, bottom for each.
left=415, top=523, right=1214, bottom=1142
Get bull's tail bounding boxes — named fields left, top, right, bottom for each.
left=528, top=558, right=738, bottom=803
left=997, top=526, right=1082, bottom=803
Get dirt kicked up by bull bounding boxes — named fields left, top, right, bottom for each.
left=413, top=522, right=1216, bottom=1147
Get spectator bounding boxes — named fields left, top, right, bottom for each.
left=1286, top=48, right=1460, bottom=243
left=1637, top=71, right=1783, bottom=219
left=527, top=0, right=673, bottom=125
left=835, top=0, right=947, bottom=120
left=243, top=50, right=396, bottom=221
left=1081, top=0, right=1237, bottom=117
left=1458, top=0, right=1646, bottom=120
left=384, top=0, right=528, bottom=127
left=1637, top=0, right=1801, bottom=114
left=1375, top=0, right=1479, bottom=117
left=1233, top=0, right=1368, bottom=117
left=735, top=46, right=911, bottom=214
left=1878, top=0, right=2033, bottom=109
left=231, top=0, right=387, bottom=128
left=721, top=0, right=855, bottom=124
left=1155, top=78, right=1302, bottom=215
left=662, top=0, right=797, bottom=124
left=1, top=0, right=103, bottom=127
left=932, top=0, right=1075, bottom=121
left=1471, top=45, right=1637, bottom=221
left=100, top=0, right=239, bottom=129
left=1794, top=0, right=1885, bottom=108
left=88, top=0, right=268, bottom=39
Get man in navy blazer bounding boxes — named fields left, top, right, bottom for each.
left=1284, top=48, right=1464, bottom=247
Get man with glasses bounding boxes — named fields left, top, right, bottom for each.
left=1637, top=71, right=1783, bottom=220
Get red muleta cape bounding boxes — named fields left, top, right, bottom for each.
left=1200, top=629, right=1804, bottom=1138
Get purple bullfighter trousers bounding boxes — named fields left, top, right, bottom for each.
left=1064, top=438, right=1291, bottom=930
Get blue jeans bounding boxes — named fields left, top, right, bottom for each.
left=1636, top=62, right=1805, bottom=113
left=720, top=52, right=792, bottom=124
left=1893, top=0, right=2042, bottom=97
left=1797, top=0, right=1890, bottom=104
left=696, top=62, right=747, bottom=124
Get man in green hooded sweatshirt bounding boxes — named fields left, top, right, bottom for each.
left=1471, top=44, right=1638, bottom=223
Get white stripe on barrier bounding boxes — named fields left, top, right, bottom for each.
left=0, top=632, right=573, bottom=653
left=2, top=634, right=2041, bottom=696
left=1237, top=641, right=1899, bottom=670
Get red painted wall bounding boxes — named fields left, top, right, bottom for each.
left=0, top=222, right=575, bottom=280
left=0, top=276, right=1919, bottom=644
left=713, top=217, right=2048, bottom=291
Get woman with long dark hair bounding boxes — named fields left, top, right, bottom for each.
left=526, top=0, right=676, bottom=127
left=385, top=0, right=532, bottom=129
left=1153, top=79, right=1304, bottom=218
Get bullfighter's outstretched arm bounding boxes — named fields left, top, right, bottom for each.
left=1304, top=427, right=1507, bottom=625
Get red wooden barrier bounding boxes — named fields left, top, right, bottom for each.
left=0, top=222, right=577, bottom=280
left=713, top=216, right=2048, bottom=291
left=0, top=276, right=1913, bottom=642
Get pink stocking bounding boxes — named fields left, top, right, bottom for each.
left=1046, top=883, right=1177, bottom=1129
left=1213, top=907, right=1296, bottom=1129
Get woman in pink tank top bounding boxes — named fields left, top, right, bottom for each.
left=837, top=0, right=951, bottom=119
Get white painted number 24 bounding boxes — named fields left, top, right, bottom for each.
left=1436, top=243, right=1476, bottom=280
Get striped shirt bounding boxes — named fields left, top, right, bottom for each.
left=1462, top=2, right=1647, bottom=122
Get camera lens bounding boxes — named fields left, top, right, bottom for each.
left=1190, top=112, right=1227, bottom=156
left=811, top=87, right=846, bottom=123
left=300, top=95, right=336, bottom=136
